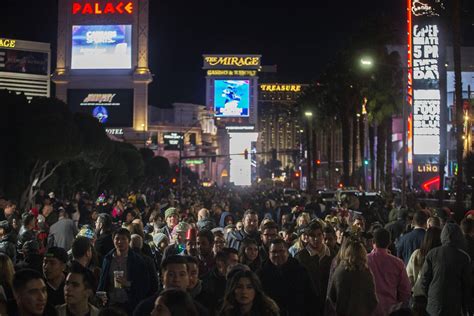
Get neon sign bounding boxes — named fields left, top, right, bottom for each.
left=260, top=84, right=302, bottom=92
left=203, top=55, right=261, bottom=70
left=412, top=23, right=441, bottom=155
left=0, top=39, right=16, bottom=48
left=72, top=2, right=133, bottom=15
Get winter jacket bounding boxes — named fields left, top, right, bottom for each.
left=420, top=223, right=472, bottom=316
left=327, top=264, right=378, bottom=316
left=0, top=233, right=17, bottom=262
left=197, top=218, right=216, bottom=231
left=226, top=229, right=260, bottom=251
left=396, top=227, right=425, bottom=265
left=97, top=249, right=151, bottom=311
left=259, top=257, right=317, bottom=316
left=47, top=218, right=78, bottom=251
left=219, top=212, right=235, bottom=227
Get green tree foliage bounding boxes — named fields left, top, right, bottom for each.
left=0, top=90, right=147, bottom=208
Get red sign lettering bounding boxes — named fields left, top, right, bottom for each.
left=72, top=2, right=134, bottom=15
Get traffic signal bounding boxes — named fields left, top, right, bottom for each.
left=315, top=159, right=321, bottom=166
left=294, top=171, right=300, bottom=178
left=171, top=178, right=177, bottom=184
left=244, top=149, right=249, bottom=160
left=364, top=159, right=369, bottom=166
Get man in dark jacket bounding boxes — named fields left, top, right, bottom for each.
left=396, top=210, right=428, bottom=265
left=295, top=221, right=334, bottom=315
left=0, top=220, right=17, bottom=262
left=259, top=238, right=317, bottom=316
left=97, top=228, right=150, bottom=314
left=201, top=247, right=239, bottom=315
left=94, top=213, right=114, bottom=266
left=226, top=209, right=260, bottom=251
left=15, top=240, right=43, bottom=273
left=420, top=223, right=472, bottom=316
left=196, top=208, right=216, bottom=231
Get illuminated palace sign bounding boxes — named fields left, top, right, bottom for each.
left=203, top=55, right=261, bottom=70
left=260, top=84, right=302, bottom=92
left=72, top=2, right=133, bottom=15
left=410, top=2, right=442, bottom=156
left=0, top=39, right=16, bottom=48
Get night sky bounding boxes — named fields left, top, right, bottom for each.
left=2, top=0, right=407, bottom=106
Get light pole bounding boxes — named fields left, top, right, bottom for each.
left=305, top=111, right=313, bottom=192
left=360, top=57, right=408, bottom=206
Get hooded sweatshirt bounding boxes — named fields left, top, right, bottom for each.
left=421, top=223, right=472, bottom=316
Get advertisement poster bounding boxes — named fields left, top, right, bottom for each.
left=71, top=25, right=132, bottom=69
left=213, top=79, right=250, bottom=117
left=68, top=89, right=133, bottom=127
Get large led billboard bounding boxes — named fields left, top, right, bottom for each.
left=214, top=79, right=250, bottom=117
left=0, top=49, right=48, bottom=75
left=68, top=89, right=133, bottom=127
left=71, top=25, right=132, bottom=69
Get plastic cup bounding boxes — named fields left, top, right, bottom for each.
left=96, top=291, right=107, bottom=306
left=113, top=271, right=124, bottom=288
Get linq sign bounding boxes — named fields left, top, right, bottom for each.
left=72, top=2, right=133, bottom=15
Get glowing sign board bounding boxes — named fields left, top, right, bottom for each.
left=412, top=23, right=441, bottom=155
left=214, top=79, right=250, bottom=117
left=71, top=25, right=132, bottom=69
left=203, top=55, right=261, bottom=70
left=68, top=89, right=133, bottom=127
left=72, top=2, right=133, bottom=15
left=207, top=70, right=257, bottom=77
left=163, top=132, right=183, bottom=150
left=260, top=84, right=302, bottom=92
left=0, top=39, right=16, bottom=48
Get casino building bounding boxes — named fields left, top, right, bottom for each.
left=0, top=38, right=51, bottom=99
left=258, top=83, right=307, bottom=170
left=52, top=0, right=151, bottom=138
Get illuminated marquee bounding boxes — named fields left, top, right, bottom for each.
left=260, top=84, right=302, bottom=92
left=412, top=23, right=441, bottom=155
left=203, top=55, right=261, bottom=70
left=72, top=2, right=133, bottom=15
left=0, top=39, right=16, bottom=48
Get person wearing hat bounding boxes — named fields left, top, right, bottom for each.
left=159, top=207, right=180, bottom=240
left=161, top=222, right=191, bottom=262
left=184, top=228, right=198, bottom=257
left=0, top=220, right=16, bottom=262
left=43, top=246, right=68, bottom=306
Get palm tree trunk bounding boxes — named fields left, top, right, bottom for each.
left=341, top=115, right=351, bottom=186
left=377, top=121, right=386, bottom=191
left=327, top=123, right=333, bottom=188
left=385, top=116, right=393, bottom=192
left=369, top=124, right=376, bottom=190
left=352, top=114, right=359, bottom=185
left=359, top=114, right=366, bottom=189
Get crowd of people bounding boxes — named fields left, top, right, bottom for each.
left=0, top=185, right=473, bottom=316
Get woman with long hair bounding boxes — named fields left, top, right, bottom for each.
left=220, top=270, right=279, bottom=316
left=239, top=238, right=262, bottom=272
left=327, top=239, right=377, bottom=316
left=406, top=226, right=442, bottom=286
left=0, top=252, right=15, bottom=301
left=406, top=226, right=442, bottom=314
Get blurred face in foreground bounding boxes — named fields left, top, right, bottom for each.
left=269, top=243, right=289, bottom=266
left=14, top=278, right=47, bottom=316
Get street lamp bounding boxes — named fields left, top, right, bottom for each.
left=304, top=111, right=313, bottom=192
left=359, top=57, right=407, bottom=206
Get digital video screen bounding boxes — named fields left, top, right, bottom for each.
left=71, top=25, right=132, bottom=69
left=213, top=79, right=250, bottom=117
left=0, top=49, right=48, bottom=75
left=67, top=89, right=133, bottom=127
